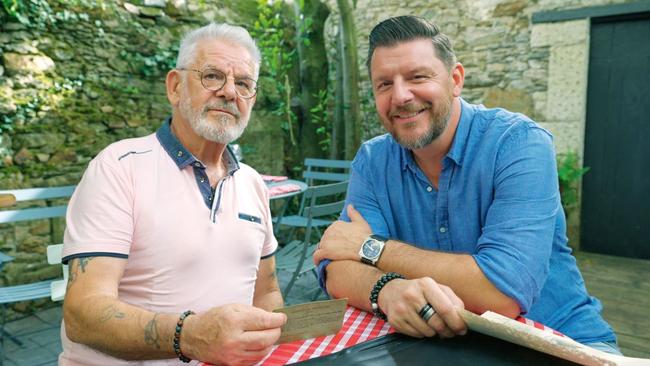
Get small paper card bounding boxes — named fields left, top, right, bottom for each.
left=273, top=298, right=348, bottom=343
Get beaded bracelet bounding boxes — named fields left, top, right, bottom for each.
left=369, top=272, right=405, bottom=321
left=173, top=310, right=195, bottom=363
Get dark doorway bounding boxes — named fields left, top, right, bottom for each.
left=581, top=13, right=650, bottom=259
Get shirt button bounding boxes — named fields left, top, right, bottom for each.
left=177, top=151, right=183, bottom=157
left=426, top=186, right=433, bottom=192
left=194, top=162, right=201, bottom=167
left=439, top=226, right=447, bottom=233
left=200, top=177, right=205, bottom=183
left=207, top=195, right=212, bottom=200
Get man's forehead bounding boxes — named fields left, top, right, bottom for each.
left=370, top=40, right=441, bottom=78
left=194, top=39, right=257, bottom=74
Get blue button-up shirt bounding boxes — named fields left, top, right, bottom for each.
left=318, top=99, right=615, bottom=344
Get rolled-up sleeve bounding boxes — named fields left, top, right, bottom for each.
left=472, top=126, right=560, bottom=314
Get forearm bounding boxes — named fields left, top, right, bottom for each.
left=378, top=241, right=519, bottom=317
left=326, top=260, right=384, bottom=311
left=253, top=287, right=283, bottom=311
left=316, top=207, right=519, bottom=318
left=253, top=258, right=284, bottom=311
left=64, top=294, right=178, bottom=360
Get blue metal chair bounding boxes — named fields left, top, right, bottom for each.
left=274, top=159, right=351, bottom=238
left=276, top=180, right=349, bottom=299
left=0, top=186, right=75, bottom=224
left=0, top=185, right=75, bottom=349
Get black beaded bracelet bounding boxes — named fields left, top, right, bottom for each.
left=369, top=272, right=405, bottom=321
left=173, top=310, right=195, bottom=363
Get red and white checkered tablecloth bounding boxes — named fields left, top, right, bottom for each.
left=257, top=306, right=394, bottom=365
left=261, top=175, right=289, bottom=182
left=198, top=306, right=564, bottom=366
left=267, top=184, right=303, bottom=197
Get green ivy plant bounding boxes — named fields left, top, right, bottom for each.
left=120, top=44, right=179, bottom=78
left=557, top=152, right=590, bottom=209
left=310, top=88, right=331, bottom=153
left=1, top=76, right=82, bottom=131
left=1, top=0, right=45, bottom=25
left=250, top=0, right=297, bottom=144
left=0, top=0, right=95, bottom=29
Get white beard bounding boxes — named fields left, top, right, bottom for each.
left=179, top=87, right=247, bottom=144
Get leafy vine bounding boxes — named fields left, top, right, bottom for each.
left=250, top=0, right=297, bottom=144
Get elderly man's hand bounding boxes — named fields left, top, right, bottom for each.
left=379, top=277, right=467, bottom=339
left=182, top=304, right=287, bottom=366
left=313, top=204, right=372, bottom=266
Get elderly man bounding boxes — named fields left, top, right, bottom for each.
left=61, top=23, right=286, bottom=365
left=314, top=16, right=620, bottom=354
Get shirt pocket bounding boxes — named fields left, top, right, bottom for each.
left=238, top=212, right=262, bottom=224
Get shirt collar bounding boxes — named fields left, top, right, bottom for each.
left=446, top=98, right=474, bottom=167
left=156, top=117, right=240, bottom=173
left=400, top=144, right=418, bottom=172
left=399, top=97, right=474, bottom=171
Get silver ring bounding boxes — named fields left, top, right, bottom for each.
left=418, top=303, right=436, bottom=322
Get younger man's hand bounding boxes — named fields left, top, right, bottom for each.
left=313, top=204, right=372, bottom=265
left=378, top=277, right=467, bottom=339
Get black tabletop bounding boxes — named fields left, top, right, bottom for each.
left=296, top=331, right=580, bottom=366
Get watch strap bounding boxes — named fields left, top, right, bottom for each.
left=370, top=234, right=388, bottom=242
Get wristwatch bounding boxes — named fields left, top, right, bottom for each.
left=358, top=234, right=388, bottom=266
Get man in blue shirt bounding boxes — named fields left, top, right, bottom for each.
left=313, top=15, right=619, bottom=353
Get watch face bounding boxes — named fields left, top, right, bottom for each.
left=362, top=239, right=382, bottom=258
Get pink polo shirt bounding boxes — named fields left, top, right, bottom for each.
left=60, top=122, right=277, bottom=365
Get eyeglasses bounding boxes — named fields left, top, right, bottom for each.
left=177, top=68, right=257, bottom=99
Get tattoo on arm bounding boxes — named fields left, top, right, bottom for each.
left=67, top=257, right=96, bottom=289
left=78, top=257, right=93, bottom=272
left=99, top=305, right=126, bottom=323
left=144, top=313, right=161, bottom=349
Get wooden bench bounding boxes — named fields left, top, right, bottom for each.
left=0, top=186, right=75, bottom=346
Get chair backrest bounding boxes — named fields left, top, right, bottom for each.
left=280, top=180, right=348, bottom=289
left=0, top=251, right=14, bottom=269
left=302, top=158, right=352, bottom=186
left=300, top=180, right=349, bottom=244
left=0, top=185, right=76, bottom=224
left=0, top=186, right=75, bottom=302
left=296, top=159, right=351, bottom=217
left=47, top=244, right=68, bottom=301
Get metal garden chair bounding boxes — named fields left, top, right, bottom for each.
left=275, top=180, right=349, bottom=299
left=273, top=158, right=351, bottom=239
left=0, top=186, right=75, bottom=349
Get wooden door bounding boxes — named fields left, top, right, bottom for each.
left=581, top=14, right=650, bottom=259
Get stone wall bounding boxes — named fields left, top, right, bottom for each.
left=0, top=1, right=285, bottom=312
left=325, top=0, right=640, bottom=247
left=326, top=0, right=638, bottom=140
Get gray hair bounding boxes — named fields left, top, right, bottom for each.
left=176, top=22, right=261, bottom=78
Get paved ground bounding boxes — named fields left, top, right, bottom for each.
left=1, top=270, right=324, bottom=366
